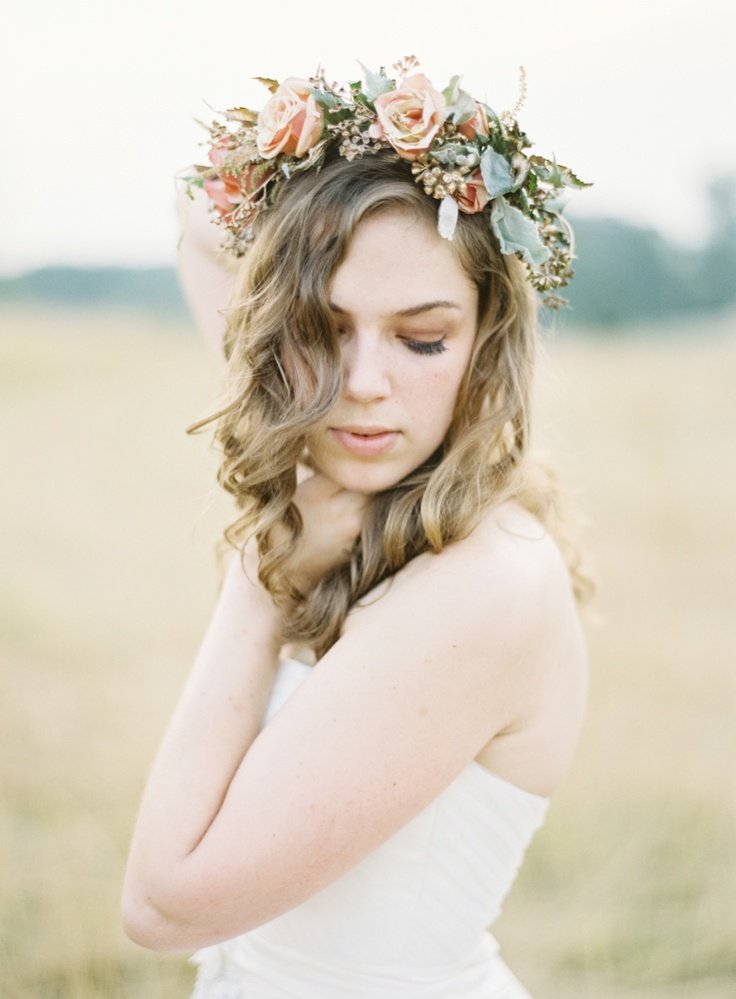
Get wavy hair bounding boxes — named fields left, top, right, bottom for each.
left=191, top=153, right=591, bottom=656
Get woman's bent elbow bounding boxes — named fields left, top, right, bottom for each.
left=121, top=882, right=191, bottom=953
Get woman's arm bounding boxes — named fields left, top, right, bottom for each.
left=122, top=474, right=370, bottom=945
left=122, top=548, right=282, bottom=939
left=175, top=184, right=235, bottom=358
left=123, top=489, right=579, bottom=953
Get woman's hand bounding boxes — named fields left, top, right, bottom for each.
left=286, top=472, right=369, bottom=593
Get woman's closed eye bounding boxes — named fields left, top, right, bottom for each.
left=403, top=335, right=448, bottom=356
left=336, top=324, right=449, bottom=357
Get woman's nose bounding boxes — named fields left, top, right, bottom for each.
left=340, top=332, right=391, bottom=403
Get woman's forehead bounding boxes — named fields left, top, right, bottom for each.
left=328, top=212, right=477, bottom=314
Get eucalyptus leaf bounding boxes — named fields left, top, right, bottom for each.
left=490, top=197, right=549, bottom=266
left=544, top=194, right=569, bottom=214
left=307, top=88, right=341, bottom=110
left=480, top=148, right=515, bottom=197
left=358, top=62, right=393, bottom=102
left=431, top=144, right=468, bottom=167
left=443, top=75, right=476, bottom=125
left=448, top=89, right=477, bottom=125
left=442, top=75, right=462, bottom=105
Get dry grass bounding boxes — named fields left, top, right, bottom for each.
left=1, top=305, right=734, bottom=998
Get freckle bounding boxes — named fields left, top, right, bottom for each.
left=419, top=705, right=428, bottom=717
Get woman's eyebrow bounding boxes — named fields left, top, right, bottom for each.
left=328, top=300, right=462, bottom=317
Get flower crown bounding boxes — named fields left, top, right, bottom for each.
left=186, top=57, right=591, bottom=308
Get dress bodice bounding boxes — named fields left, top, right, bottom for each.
left=191, top=658, right=548, bottom=998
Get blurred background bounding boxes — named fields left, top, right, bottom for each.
left=1, top=1, right=734, bottom=996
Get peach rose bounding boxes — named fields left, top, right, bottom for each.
left=456, top=170, right=491, bottom=215
left=458, top=103, right=489, bottom=140
left=204, top=141, right=274, bottom=218
left=369, top=73, right=446, bottom=160
left=203, top=176, right=241, bottom=217
left=256, top=78, right=324, bottom=159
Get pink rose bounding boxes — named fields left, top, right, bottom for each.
left=456, top=170, right=491, bottom=215
left=203, top=176, right=241, bottom=218
left=256, top=78, right=324, bottom=159
left=458, top=103, right=489, bottom=140
left=369, top=73, right=446, bottom=160
left=204, top=140, right=274, bottom=219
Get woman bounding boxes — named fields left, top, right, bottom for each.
left=123, top=63, right=590, bottom=998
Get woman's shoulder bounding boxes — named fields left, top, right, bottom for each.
left=383, top=499, right=575, bottom=626
left=400, top=500, right=587, bottom=795
left=344, top=499, right=587, bottom=795
left=349, top=498, right=585, bottom=697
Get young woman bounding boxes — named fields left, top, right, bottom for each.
left=123, top=64, right=590, bottom=998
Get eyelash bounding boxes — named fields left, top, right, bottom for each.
left=404, top=336, right=448, bottom=356
left=336, top=328, right=448, bottom=356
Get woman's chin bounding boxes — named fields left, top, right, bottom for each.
left=328, top=467, right=402, bottom=495
left=306, top=453, right=405, bottom=495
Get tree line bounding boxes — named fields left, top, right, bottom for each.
left=2, top=178, right=734, bottom=331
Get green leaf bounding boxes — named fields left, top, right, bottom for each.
left=442, top=74, right=476, bottom=124
left=490, top=197, right=550, bottom=267
left=307, top=87, right=341, bottom=110
left=431, top=144, right=468, bottom=167
left=442, top=75, right=461, bottom=105
left=529, top=155, right=593, bottom=190
left=556, top=161, right=593, bottom=188
left=358, top=62, right=393, bottom=102
left=480, top=148, right=515, bottom=197
left=183, top=175, right=204, bottom=197
left=514, top=187, right=531, bottom=214
left=450, top=90, right=477, bottom=125
left=484, top=103, right=501, bottom=126
left=543, top=195, right=569, bottom=215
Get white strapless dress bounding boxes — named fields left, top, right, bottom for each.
left=190, top=658, right=548, bottom=998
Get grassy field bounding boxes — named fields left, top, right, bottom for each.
left=1, top=305, right=734, bottom=998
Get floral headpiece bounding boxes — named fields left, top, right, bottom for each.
left=186, top=57, right=590, bottom=307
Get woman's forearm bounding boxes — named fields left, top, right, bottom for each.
left=122, top=552, right=282, bottom=940
left=176, top=184, right=235, bottom=356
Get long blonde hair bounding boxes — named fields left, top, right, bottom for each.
left=191, top=153, right=589, bottom=656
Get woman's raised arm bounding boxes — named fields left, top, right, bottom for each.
left=175, top=184, right=235, bottom=358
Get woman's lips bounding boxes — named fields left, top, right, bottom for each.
left=330, top=427, right=399, bottom=457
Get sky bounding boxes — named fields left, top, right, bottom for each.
left=2, top=0, right=732, bottom=274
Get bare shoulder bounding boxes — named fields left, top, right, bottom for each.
left=458, top=500, right=589, bottom=794
left=348, top=499, right=588, bottom=796
left=370, top=499, right=577, bottom=635
left=459, top=499, right=576, bottom=614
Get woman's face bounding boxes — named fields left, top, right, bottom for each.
left=306, top=209, right=479, bottom=494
